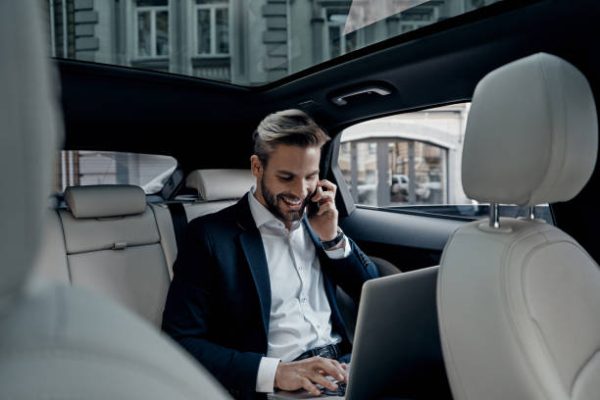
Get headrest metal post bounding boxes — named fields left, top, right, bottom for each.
left=528, top=206, right=536, bottom=220
left=489, top=203, right=500, bottom=229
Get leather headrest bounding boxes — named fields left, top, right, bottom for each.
left=462, top=53, right=598, bottom=206
left=0, top=1, right=62, bottom=311
left=65, top=185, right=146, bottom=218
left=186, top=169, right=255, bottom=201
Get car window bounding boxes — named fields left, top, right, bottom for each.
left=43, top=0, right=504, bottom=86
left=56, top=150, right=177, bottom=195
left=337, top=103, right=553, bottom=223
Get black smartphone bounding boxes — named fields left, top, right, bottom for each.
left=307, top=186, right=320, bottom=217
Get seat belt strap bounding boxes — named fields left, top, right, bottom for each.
left=167, top=202, right=187, bottom=252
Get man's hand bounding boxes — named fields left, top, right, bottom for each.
left=308, top=179, right=338, bottom=241
left=274, top=356, right=348, bottom=396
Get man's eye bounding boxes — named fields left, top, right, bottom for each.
left=279, top=176, right=293, bottom=182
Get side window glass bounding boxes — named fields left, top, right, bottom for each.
left=338, top=103, right=553, bottom=224
left=56, top=150, right=177, bottom=195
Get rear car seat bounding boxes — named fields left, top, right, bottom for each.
left=59, top=184, right=172, bottom=326
left=183, top=169, right=256, bottom=221
left=32, top=209, right=70, bottom=284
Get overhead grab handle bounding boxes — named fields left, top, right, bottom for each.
left=331, top=86, right=392, bottom=106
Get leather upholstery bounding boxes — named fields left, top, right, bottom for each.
left=65, top=184, right=146, bottom=218
left=0, top=283, right=229, bottom=399
left=0, top=0, right=60, bottom=313
left=184, top=199, right=238, bottom=221
left=186, top=169, right=255, bottom=201
left=59, top=198, right=171, bottom=326
left=152, top=204, right=179, bottom=278
left=462, top=53, right=597, bottom=206
left=31, top=210, right=70, bottom=284
left=59, top=206, right=160, bottom=254
left=438, top=53, right=600, bottom=400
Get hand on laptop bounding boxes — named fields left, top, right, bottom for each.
left=274, top=356, right=348, bottom=396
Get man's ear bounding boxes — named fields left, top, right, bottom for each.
left=250, top=155, right=263, bottom=178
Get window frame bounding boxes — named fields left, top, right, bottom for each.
left=193, top=1, right=230, bottom=57
left=133, top=3, right=170, bottom=60
left=56, top=150, right=178, bottom=195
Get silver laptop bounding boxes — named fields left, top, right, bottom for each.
left=269, top=265, right=450, bottom=400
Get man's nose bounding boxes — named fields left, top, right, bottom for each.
left=291, top=179, right=309, bottom=198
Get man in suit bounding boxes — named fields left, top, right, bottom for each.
left=162, top=109, right=378, bottom=399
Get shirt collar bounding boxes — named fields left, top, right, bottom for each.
left=248, top=186, right=302, bottom=232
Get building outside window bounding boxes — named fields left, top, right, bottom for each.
left=195, top=0, right=229, bottom=56
left=338, top=104, right=469, bottom=207
left=134, top=0, right=169, bottom=59
left=43, top=0, right=505, bottom=86
left=324, top=8, right=358, bottom=59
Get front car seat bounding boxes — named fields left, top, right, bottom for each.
left=0, top=2, right=230, bottom=398
left=437, top=53, right=600, bottom=400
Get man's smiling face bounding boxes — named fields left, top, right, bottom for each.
left=252, top=144, right=320, bottom=228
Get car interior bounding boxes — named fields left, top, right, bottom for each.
left=2, top=0, right=600, bottom=399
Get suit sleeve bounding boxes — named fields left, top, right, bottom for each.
left=161, top=220, right=262, bottom=393
left=321, top=237, right=379, bottom=303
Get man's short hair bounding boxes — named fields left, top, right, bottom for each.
left=253, top=109, right=330, bottom=164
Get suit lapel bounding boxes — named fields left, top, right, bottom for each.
left=236, top=194, right=271, bottom=338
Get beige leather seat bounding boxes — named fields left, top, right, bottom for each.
left=183, top=169, right=256, bottom=220
left=437, top=53, right=600, bottom=400
left=60, top=184, right=172, bottom=326
left=0, top=2, right=229, bottom=398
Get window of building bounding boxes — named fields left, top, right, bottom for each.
left=195, top=0, right=229, bottom=56
left=135, top=0, right=169, bottom=59
left=57, top=150, right=177, bottom=195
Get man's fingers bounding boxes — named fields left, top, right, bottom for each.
left=311, top=180, right=337, bottom=202
left=309, top=373, right=339, bottom=391
left=317, top=191, right=335, bottom=204
left=318, top=179, right=337, bottom=194
left=312, top=357, right=346, bottom=382
left=316, top=201, right=336, bottom=216
left=300, top=377, right=322, bottom=397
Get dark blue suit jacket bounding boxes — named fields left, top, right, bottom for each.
left=162, top=194, right=378, bottom=397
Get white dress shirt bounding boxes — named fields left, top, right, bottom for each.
left=248, top=191, right=351, bottom=393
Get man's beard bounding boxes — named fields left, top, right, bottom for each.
left=260, top=178, right=308, bottom=224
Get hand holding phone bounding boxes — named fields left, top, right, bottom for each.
left=307, top=179, right=339, bottom=242
left=307, top=187, right=320, bottom=217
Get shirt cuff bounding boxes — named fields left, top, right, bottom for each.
left=256, top=357, right=280, bottom=393
left=324, top=235, right=351, bottom=259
